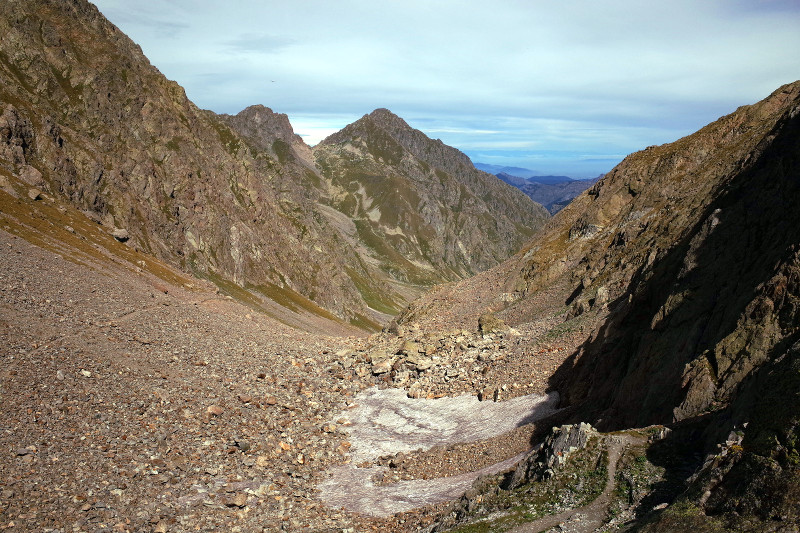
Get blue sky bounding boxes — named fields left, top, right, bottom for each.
left=92, top=0, right=800, bottom=178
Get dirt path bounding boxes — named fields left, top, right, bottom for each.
left=510, top=434, right=643, bottom=533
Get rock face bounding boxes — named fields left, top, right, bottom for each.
left=504, top=423, right=596, bottom=490
left=314, top=109, right=549, bottom=293
left=379, top=81, right=800, bottom=529
left=537, top=81, right=800, bottom=430
left=0, top=0, right=547, bottom=325
left=0, top=0, right=374, bottom=323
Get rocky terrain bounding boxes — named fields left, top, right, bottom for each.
left=312, top=109, right=549, bottom=307
left=384, top=80, right=800, bottom=531
left=0, top=0, right=547, bottom=328
left=1, top=0, right=799, bottom=532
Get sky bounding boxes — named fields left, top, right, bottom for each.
left=91, top=1, right=800, bottom=178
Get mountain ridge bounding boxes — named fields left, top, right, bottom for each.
left=0, top=0, right=547, bottom=326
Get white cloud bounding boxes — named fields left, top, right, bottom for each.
left=91, top=0, right=800, bottom=176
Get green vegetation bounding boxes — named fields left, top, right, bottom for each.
left=448, top=438, right=608, bottom=532
left=165, top=136, right=181, bottom=151
left=349, top=312, right=381, bottom=332
left=0, top=50, right=35, bottom=94
left=208, top=117, right=242, bottom=155
left=608, top=442, right=666, bottom=522
left=345, top=266, right=400, bottom=315
left=251, top=281, right=340, bottom=322
left=49, top=64, right=84, bottom=103
left=272, top=139, right=292, bottom=163
left=354, top=219, right=439, bottom=286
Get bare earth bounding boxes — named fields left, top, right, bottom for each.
left=0, top=224, right=577, bottom=532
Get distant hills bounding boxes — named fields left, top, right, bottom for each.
left=473, top=162, right=544, bottom=179
left=475, top=163, right=600, bottom=214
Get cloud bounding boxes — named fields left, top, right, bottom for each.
left=90, top=0, right=800, bottom=176
left=223, top=33, right=295, bottom=54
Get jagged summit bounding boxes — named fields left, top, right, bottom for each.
left=219, top=105, right=301, bottom=151
left=321, top=108, right=474, bottom=172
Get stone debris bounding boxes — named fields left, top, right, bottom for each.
left=112, top=228, right=130, bottom=242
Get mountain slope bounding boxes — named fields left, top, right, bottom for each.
left=0, top=0, right=546, bottom=327
left=313, top=109, right=549, bottom=300
left=0, top=0, right=387, bottom=326
left=381, top=81, right=800, bottom=530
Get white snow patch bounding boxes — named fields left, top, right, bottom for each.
left=319, top=387, right=561, bottom=516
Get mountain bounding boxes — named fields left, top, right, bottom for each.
left=381, top=81, right=800, bottom=530
left=523, top=174, right=575, bottom=185
left=474, top=162, right=542, bottom=178
left=4, top=0, right=799, bottom=531
left=312, top=109, right=549, bottom=306
left=497, top=172, right=599, bottom=214
left=0, top=0, right=547, bottom=328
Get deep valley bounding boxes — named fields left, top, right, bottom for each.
left=1, top=1, right=799, bottom=532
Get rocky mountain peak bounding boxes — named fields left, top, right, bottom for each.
left=221, top=105, right=299, bottom=146
left=365, top=107, right=413, bottom=131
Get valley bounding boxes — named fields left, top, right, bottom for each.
left=1, top=1, right=799, bottom=532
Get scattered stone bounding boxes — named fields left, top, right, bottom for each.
left=225, top=492, right=248, bottom=508
left=15, top=446, right=36, bottom=456
left=371, top=358, right=394, bottom=375
left=27, top=187, right=42, bottom=201
left=80, top=369, right=91, bottom=378
left=206, top=405, right=224, bottom=416
left=506, top=423, right=597, bottom=489
left=478, top=312, right=507, bottom=335
left=112, top=228, right=129, bottom=242
left=238, top=393, right=252, bottom=403
left=595, top=285, right=609, bottom=306
left=398, top=340, right=421, bottom=356
left=56, top=369, right=65, bottom=380
left=406, top=353, right=434, bottom=371
left=18, top=165, right=43, bottom=186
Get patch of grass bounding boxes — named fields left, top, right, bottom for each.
left=250, top=281, right=342, bottom=324
left=345, top=266, right=400, bottom=315
left=349, top=312, right=381, bottom=332
left=447, top=437, right=608, bottom=532
left=541, top=313, right=588, bottom=342
left=48, top=64, right=84, bottom=103
left=165, top=137, right=181, bottom=152
left=207, top=117, right=242, bottom=155
left=353, top=219, right=438, bottom=286
left=0, top=50, right=35, bottom=95
left=272, top=139, right=292, bottom=164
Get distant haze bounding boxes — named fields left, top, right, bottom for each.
left=92, top=0, right=800, bottom=178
